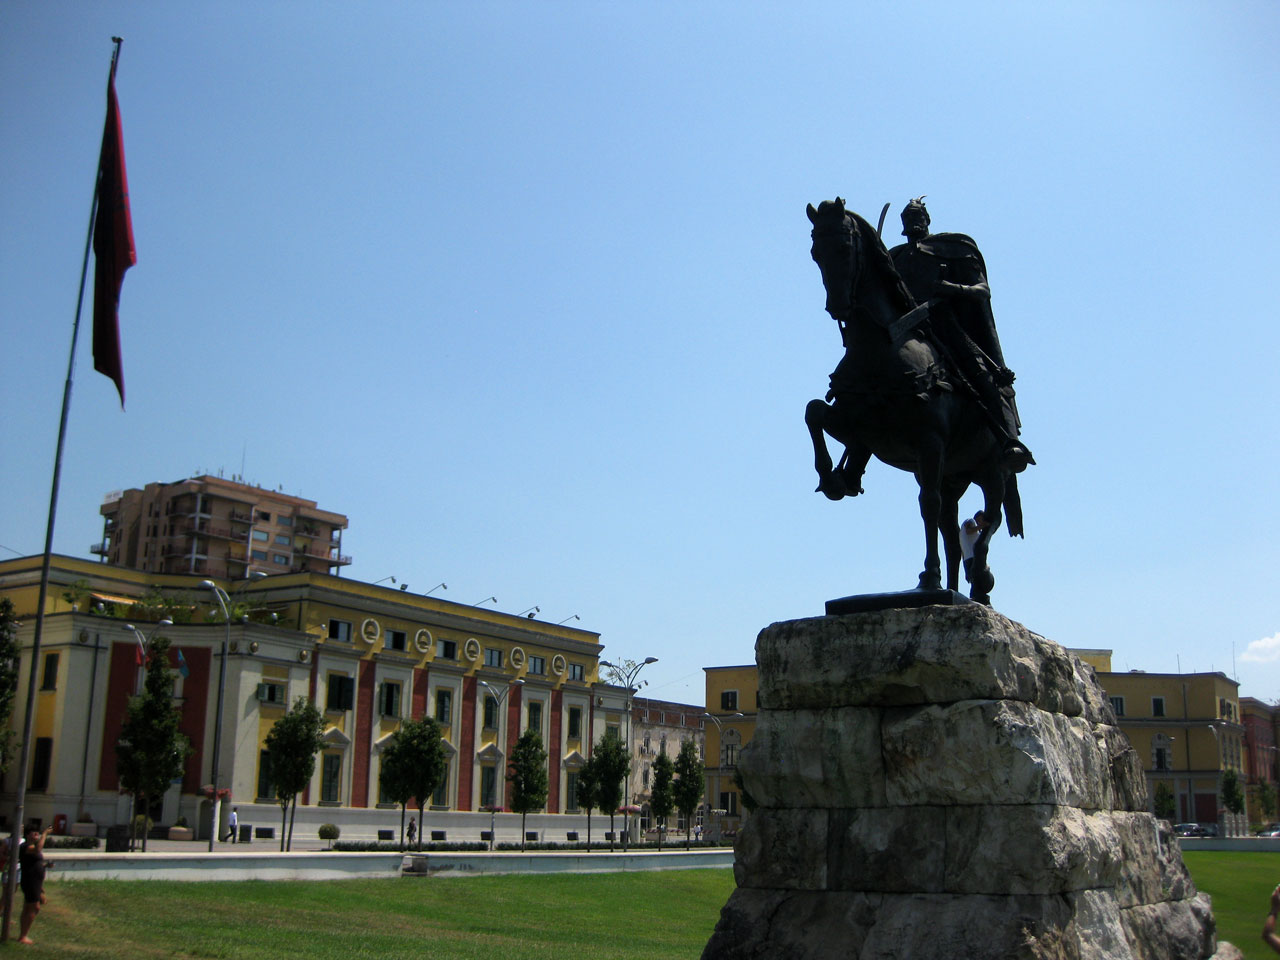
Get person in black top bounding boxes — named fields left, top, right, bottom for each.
left=18, top=823, right=52, bottom=944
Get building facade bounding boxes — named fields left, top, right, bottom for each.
left=1241, top=697, right=1279, bottom=826
left=94, top=475, right=350, bottom=580
left=1097, top=667, right=1247, bottom=833
left=702, top=664, right=758, bottom=840
left=628, top=696, right=705, bottom=837
left=0, top=555, right=630, bottom=843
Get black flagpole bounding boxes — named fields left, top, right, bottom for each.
left=0, top=36, right=124, bottom=943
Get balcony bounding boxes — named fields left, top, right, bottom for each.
left=89, top=541, right=109, bottom=556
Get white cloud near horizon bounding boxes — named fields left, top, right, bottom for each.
left=1241, top=633, right=1280, bottom=663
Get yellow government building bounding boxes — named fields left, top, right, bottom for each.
left=0, top=554, right=632, bottom=842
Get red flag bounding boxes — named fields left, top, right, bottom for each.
left=92, top=63, right=135, bottom=408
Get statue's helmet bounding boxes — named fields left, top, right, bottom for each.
left=900, top=196, right=930, bottom=228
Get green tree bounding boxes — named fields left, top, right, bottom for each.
left=673, top=738, right=705, bottom=849
left=378, top=737, right=412, bottom=850
left=507, top=728, right=548, bottom=850
left=592, top=730, right=629, bottom=852
left=264, top=697, right=325, bottom=851
left=1153, top=781, right=1176, bottom=820
left=650, top=751, right=675, bottom=851
left=116, top=635, right=192, bottom=852
left=576, top=757, right=600, bottom=850
left=0, top=598, right=21, bottom=774
left=60, top=579, right=91, bottom=611
left=1222, top=767, right=1245, bottom=816
left=1258, top=781, right=1277, bottom=821
left=380, top=717, right=447, bottom=851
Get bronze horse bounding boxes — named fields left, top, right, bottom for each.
left=804, top=198, right=1022, bottom=603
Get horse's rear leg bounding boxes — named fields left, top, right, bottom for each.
left=915, top=436, right=945, bottom=590
left=968, top=477, right=1005, bottom=605
left=940, top=479, right=967, bottom=592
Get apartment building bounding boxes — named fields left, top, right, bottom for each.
left=629, top=696, right=705, bottom=836
left=94, top=475, right=350, bottom=580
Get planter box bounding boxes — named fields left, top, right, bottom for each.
left=168, top=826, right=193, bottom=841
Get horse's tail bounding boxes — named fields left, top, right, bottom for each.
left=1004, top=474, right=1024, bottom=538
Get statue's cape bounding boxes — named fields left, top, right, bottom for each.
left=889, top=232, right=987, bottom=280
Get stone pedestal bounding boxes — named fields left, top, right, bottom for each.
left=702, top=604, right=1240, bottom=960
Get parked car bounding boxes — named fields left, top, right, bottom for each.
left=1256, top=822, right=1280, bottom=837
left=1174, top=822, right=1209, bottom=837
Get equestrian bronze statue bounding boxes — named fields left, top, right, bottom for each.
left=804, top=197, right=1032, bottom=604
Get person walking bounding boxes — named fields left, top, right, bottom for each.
left=18, top=823, right=53, bottom=945
left=226, top=807, right=238, bottom=843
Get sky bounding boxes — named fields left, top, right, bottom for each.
left=3, top=2, right=1279, bottom=707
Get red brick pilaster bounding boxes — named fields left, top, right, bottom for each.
left=412, top=666, right=429, bottom=719
left=504, top=684, right=523, bottom=809
left=548, top=688, right=563, bottom=812
left=456, top=676, right=477, bottom=810
left=351, top=660, right=375, bottom=807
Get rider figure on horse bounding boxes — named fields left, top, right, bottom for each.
left=888, top=198, right=1034, bottom=474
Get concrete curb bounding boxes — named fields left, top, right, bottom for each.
left=46, top=847, right=735, bottom=882
left=404, top=848, right=735, bottom=877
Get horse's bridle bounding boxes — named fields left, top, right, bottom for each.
left=811, top=213, right=862, bottom=329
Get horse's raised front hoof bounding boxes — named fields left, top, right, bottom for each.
left=815, top=474, right=847, bottom=501
left=840, top=468, right=865, bottom=497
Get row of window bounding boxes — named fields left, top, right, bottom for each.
left=1110, top=695, right=1168, bottom=718
left=261, top=751, right=594, bottom=813
left=1110, top=694, right=1241, bottom=722
left=251, top=530, right=293, bottom=546
left=324, top=619, right=587, bottom=681
left=320, top=673, right=587, bottom=740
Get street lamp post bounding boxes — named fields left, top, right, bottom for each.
left=199, top=572, right=269, bottom=851
left=122, top=619, right=173, bottom=849
left=702, top=711, right=744, bottom=842
left=600, top=657, right=657, bottom=850
left=200, top=580, right=232, bottom=851
left=478, top=678, right=524, bottom=851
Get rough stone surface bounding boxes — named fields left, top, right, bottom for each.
left=943, top=805, right=1122, bottom=896
left=701, top=604, right=1230, bottom=960
left=741, top=706, right=886, bottom=808
left=756, top=605, right=1089, bottom=715
left=881, top=700, right=1112, bottom=808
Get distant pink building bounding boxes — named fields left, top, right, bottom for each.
left=1242, top=697, right=1278, bottom=821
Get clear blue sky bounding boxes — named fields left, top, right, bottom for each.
left=3, top=2, right=1279, bottom=706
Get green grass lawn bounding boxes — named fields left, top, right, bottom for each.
left=9, top=869, right=737, bottom=959
left=1182, top=851, right=1279, bottom=960
left=4, top=852, right=1275, bottom=959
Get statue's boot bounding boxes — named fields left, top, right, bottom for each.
left=1001, top=440, right=1034, bottom=474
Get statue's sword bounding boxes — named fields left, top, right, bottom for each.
left=875, top=202, right=891, bottom=237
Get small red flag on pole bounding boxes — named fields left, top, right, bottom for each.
left=92, top=57, right=135, bottom=408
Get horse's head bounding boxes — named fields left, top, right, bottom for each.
left=807, top=197, right=861, bottom=323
